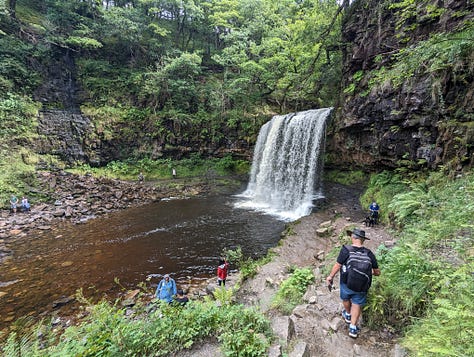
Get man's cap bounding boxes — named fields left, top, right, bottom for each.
left=164, top=274, right=170, bottom=278
left=177, top=289, right=184, bottom=295
left=346, top=228, right=369, bottom=240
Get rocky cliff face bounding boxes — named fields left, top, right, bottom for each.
left=327, top=0, right=474, bottom=171
left=33, top=48, right=251, bottom=167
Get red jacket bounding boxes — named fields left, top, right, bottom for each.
left=217, top=262, right=229, bottom=280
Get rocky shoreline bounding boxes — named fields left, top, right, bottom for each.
left=0, top=171, right=214, bottom=264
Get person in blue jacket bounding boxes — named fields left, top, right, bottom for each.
left=155, top=274, right=177, bottom=303
left=369, top=201, right=380, bottom=223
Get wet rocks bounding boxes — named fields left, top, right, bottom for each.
left=0, top=171, right=210, bottom=263
left=52, top=296, right=75, bottom=309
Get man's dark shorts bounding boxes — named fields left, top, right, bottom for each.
left=340, top=282, right=367, bottom=305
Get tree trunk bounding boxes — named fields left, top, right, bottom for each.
left=7, top=0, right=16, bottom=18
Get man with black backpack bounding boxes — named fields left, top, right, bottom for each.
left=325, top=228, right=381, bottom=338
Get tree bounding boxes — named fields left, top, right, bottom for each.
left=7, top=0, right=16, bottom=18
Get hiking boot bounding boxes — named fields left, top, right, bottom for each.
left=348, top=325, right=360, bottom=338
left=341, top=310, right=351, bottom=324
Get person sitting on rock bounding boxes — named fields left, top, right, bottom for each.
left=173, top=289, right=189, bottom=306
left=21, top=196, right=30, bottom=212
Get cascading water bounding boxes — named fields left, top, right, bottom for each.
left=236, top=108, right=332, bottom=221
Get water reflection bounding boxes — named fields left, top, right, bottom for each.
left=0, top=195, right=284, bottom=329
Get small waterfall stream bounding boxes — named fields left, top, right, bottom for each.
left=236, top=108, right=332, bottom=220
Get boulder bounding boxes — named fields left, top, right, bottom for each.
left=289, top=341, right=310, bottom=357
left=271, top=316, right=295, bottom=345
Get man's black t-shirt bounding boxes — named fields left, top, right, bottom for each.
left=336, top=245, right=378, bottom=285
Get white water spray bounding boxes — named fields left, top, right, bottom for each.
left=236, top=108, right=332, bottom=221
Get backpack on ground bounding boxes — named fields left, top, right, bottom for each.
left=344, top=245, right=373, bottom=292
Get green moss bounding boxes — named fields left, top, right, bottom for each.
left=324, top=169, right=368, bottom=185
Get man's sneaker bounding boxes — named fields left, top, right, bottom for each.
left=341, top=310, right=351, bottom=324
left=348, top=325, right=360, bottom=338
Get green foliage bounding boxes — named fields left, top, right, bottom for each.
left=361, top=171, right=408, bottom=223
left=0, top=35, right=42, bottom=93
left=213, top=286, right=236, bottom=306
left=363, top=169, right=474, bottom=356
left=139, top=52, right=203, bottom=113
left=3, top=0, right=346, bottom=166
left=70, top=156, right=249, bottom=182
left=271, top=267, right=314, bottom=314
left=0, top=93, right=39, bottom=140
left=0, top=148, right=40, bottom=206
left=402, top=262, right=474, bottom=356
left=65, top=36, right=103, bottom=49
left=1, top=292, right=271, bottom=357
left=224, top=246, right=274, bottom=281
left=324, top=169, right=368, bottom=185
left=369, top=20, right=474, bottom=90
left=343, top=70, right=364, bottom=95
left=390, top=0, right=445, bottom=33
left=366, top=243, right=444, bottom=327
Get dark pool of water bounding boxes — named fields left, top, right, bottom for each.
left=0, top=194, right=285, bottom=330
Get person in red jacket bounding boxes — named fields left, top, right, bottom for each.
left=217, top=258, right=229, bottom=286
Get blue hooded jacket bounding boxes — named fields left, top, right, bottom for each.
left=155, top=276, right=177, bottom=303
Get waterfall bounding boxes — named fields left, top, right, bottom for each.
left=236, top=108, right=332, bottom=221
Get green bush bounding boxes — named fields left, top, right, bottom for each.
left=224, top=246, right=274, bottom=281
left=2, top=293, right=271, bottom=356
left=402, top=262, right=474, bottom=356
left=363, top=169, right=474, bottom=356
left=271, top=267, right=314, bottom=314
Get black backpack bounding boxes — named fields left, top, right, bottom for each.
left=344, top=245, right=373, bottom=292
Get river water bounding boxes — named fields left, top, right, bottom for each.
left=0, top=194, right=285, bottom=329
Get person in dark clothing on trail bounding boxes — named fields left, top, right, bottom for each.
left=326, top=228, right=381, bottom=338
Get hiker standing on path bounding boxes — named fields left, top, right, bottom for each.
left=326, top=228, right=380, bottom=338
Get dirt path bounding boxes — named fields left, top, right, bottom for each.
left=177, top=182, right=402, bottom=356
left=235, top=182, right=401, bottom=356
